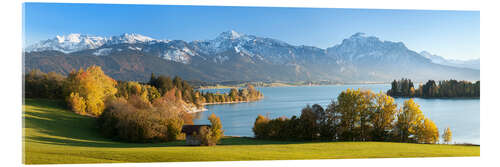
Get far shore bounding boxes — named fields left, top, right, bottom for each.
left=185, top=97, right=264, bottom=113
left=197, top=82, right=390, bottom=90
left=202, top=99, right=261, bottom=105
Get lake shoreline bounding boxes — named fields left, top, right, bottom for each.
left=186, top=97, right=264, bottom=113
left=197, top=82, right=391, bottom=90
left=202, top=98, right=264, bottom=106
left=391, top=96, right=480, bottom=100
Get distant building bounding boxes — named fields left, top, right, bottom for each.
left=181, top=125, right=211, bottom=146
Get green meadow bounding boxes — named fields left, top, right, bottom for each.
left=23, top=98, right=479, bottom=164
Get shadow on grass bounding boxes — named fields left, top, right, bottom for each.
left=24, top=99, right=317, bottom=148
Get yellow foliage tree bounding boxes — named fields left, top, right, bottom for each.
left=418, top=118, right=439, bottom=144
left=66, top=65, right=117, bottom=116
left=116, top=81, right=160, bottom=103
left=208, top=113, right=224, bottom=144
left=68, top=92, right=86, bottom=114
left=371, top=92, right=397, bottom=141
left=195, top=113, right=224, bottom=146
left=443, top=127, right=452, bottom=144
left=395, top=99, right=425, bottom=142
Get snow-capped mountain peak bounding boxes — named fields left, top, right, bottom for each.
left=25, top=33, right=158, bottom=53
left=25, top=33, right=107, bottom=53
left=217, top=30, right=245, bottom=40
left=350, top=32, right=367, bottom=38
left=109, top=33, right=154, bottom=44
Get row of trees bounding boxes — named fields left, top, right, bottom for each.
left=202, top=85, right=263, bottom=104
left=253, top=89, right=451, bottom=144
left=387, top=78, right=480, bottom=98
left=25, top=67, right=263, bottom=117
left=149, top=74, right=263, bottom=107
left=24, top=69, right=66, bottom=99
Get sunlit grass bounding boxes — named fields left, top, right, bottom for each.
left=23, top=98, right=479, bottom=164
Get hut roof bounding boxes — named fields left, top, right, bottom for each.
left=182, top=125, right=211, bottom=135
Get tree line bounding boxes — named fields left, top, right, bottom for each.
left=253, top=89, right=451, bottom=144
left=24, top=65, right=225, bottom=144
left=149, top=73, right=263, bottom=106
left=387, top=78, right=480, bottom=98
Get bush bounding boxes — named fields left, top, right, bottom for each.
left=98, top=96, right=185, bottom=143
left=24, top=69, right=66, bottom=99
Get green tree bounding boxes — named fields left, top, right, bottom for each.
left=253, top=115, right=270, bottom=139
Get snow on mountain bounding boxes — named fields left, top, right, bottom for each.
left=160, top=49, right=191, bottom=64
left=107, top=33, right=154, bottom=44
left=190, top=30, right=320, bottom=64
left=25, top=34, right=107, bottom=53
left=217, top=30, right=244, bottom=40
left=25, top=33, right=157, bottom=53
left=93, top=48, right=113, bottom=56
left=25, top=31, right=480, bottom=82
left=25, top=31, right=479, bottom=70
left=420, top=51, right=479, bottom=70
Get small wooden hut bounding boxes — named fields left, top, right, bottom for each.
left=181, top=125, right=211, bottom=146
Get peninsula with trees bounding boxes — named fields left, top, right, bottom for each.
left=387, top=78, right=480, bottom=98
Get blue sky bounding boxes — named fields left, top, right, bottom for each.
left=24, top=3, right=479, bottom=60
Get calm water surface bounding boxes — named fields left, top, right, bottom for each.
left=193, top=85, right=480, bottom=144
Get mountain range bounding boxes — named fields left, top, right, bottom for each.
left=24, top=30, right=479, bottom=83
left=419, top=51, right=479, bottom=70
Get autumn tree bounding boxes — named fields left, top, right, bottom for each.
left=196, top=113, right=224, bottom=146
left=370, top=92, right=397, bottom=141
left=443, top=127, right=452, bottom=144
left=209, top=113, right=224, bottom=144
left=336, top=89, right=374, bottom=141
left=66, top=65, right=117, bottom=116
left=116, top=81, right=161, bottom=103
left=67, top=92, right=86, bottom=114
left=417, top=118, right=439, bottom=144
left=394, top=99, right=425, bottom=142
left=253, top=115, right=270, bottom=139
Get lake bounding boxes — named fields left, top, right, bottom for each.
left=193, top=84, right=480, bottom=144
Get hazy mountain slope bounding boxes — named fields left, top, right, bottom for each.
left=420, top=51, right=479, bottom=70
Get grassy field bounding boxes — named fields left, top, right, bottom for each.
left=23, top=98, right=480, bottom=164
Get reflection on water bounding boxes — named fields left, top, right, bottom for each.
left=194, top=84, right=480, bottom=144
